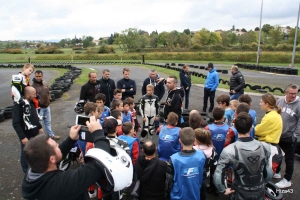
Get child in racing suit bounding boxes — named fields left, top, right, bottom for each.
left=11, top=63, right=40, bottom=130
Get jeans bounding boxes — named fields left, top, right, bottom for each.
left=20, top=142, right=28, bottom=173
left=230, top=92, right=242, bottom=100
left=184, top=87, right=190, bottom=109
left=203, top=88, right=215, bottom=112
left=276, top=139, right=297, bottom=181
left=39, top=107, right=55, bottom=137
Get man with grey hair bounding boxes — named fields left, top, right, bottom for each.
left=274, top=84, right=300, bottom=188
left=229, top=65, right=245, bottom=100
left=142, top=69, right=165, bottom=101
left=99, top=69, right=116, bottom=107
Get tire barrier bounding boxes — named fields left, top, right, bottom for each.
left=0, top=109, right=5, bottom=122
left=235, top=63, right=298, bottom=76
left=144, top=62, right=287, bottom=94
left=3, top=106, right=13, bottom=119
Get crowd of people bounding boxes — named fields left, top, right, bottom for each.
left=10, top=63, right=300, bottom=200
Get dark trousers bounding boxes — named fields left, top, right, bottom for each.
left=20, top=142, right=28, bottom=174
left=276, top=139, right=297, bottom=181
left=184, top=87, right=190, bottom=109
left=203, top=88, right=215, bottom=112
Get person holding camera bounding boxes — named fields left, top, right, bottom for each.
left=203, top=63, right=219, bottom=113
left=22, top=116, right=111, bottom=200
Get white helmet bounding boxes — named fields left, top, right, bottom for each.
left=85, top=142, right=133, bottom=192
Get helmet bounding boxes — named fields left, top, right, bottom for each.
left=264, top=181, right=283, bottom=200
left=74, top=100, right=86, bottom=114
left=85, top=141, right=133, bottom=192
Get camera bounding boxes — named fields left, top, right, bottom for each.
left=75, top=115, right=90, bottom=127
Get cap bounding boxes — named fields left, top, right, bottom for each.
left=208, top=63, right=214, bottom=69
left=103, top=116, right=118, bottom=130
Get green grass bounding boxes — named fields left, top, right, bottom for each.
left=73, top=68, right=95, bottom=85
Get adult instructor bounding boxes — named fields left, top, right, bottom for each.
left=275, top=84, right=300, bottom=188
left=79, top=72, right=101, bottom=102
left=117, top=68, right=136, bottom=100
left=179, top=64, right=192, bottom=110
left=142, top=69, right=165, bottom=101
left=203, top=63, right=219, bottom=112
left=99, top=69, right=116, bottom=107
left=229, top=65, right=245, bottom=100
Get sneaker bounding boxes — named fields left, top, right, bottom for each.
left=51, top=135, right=60, bottom=140
left=273, top=173, right=281, bottom=179
left=275, top=178, right=291, bottom=188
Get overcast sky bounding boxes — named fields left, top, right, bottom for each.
left=0, top=0, right=299, bottom=41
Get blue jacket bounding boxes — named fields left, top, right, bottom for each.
left=100, top=106, right=110, bottom=125
left=249, top=109, right=257, bottom=126
left=118, top=135, right=139, bottom=158
left=122, top=111, right=132, bottom=123
left=170, top=150, right=206, bottom=200
left=204, top=68, right=219, bottom=91
left=224, top=108, right=234, bottom=125
left=208, top=123, right=229, bottom=160
left=158, top=125, right=181, bottom=161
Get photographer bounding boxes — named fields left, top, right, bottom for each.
left=22, top=116, right=111, bottom=200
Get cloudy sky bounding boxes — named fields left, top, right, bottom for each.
left=0, top=0, right=299, bottom=41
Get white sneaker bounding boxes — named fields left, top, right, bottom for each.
left=273, top=173, right=281, bottom=179
left=275, top=178, right=291, bottom=188
left=88, top=190, right=97, bottom=198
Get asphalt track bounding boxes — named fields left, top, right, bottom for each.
left=0, top=65, right=299, bottom=200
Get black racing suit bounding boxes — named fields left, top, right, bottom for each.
left=163, top=87, right=185, bottom=125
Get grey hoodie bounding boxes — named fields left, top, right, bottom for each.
left=277, top=96, right=300, bottom=140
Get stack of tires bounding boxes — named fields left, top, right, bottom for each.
left=49, top=67, right=82, bottom=101
left=0, top=106, right=13, bottom=123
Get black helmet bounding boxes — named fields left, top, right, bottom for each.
left=74, top=100, right=86, bottom=114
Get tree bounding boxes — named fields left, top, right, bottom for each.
left=183, top=29, right=191, bottom=35
left=255, top=27, right=260, bottom=31
left=262, top=24, right=273, bottom=35
left=158, top=31, right=168, bottom=46
left=82, top=36, right=94, bottom=48
left=287, top=28, right=300, bottom=45
left=239, top=31, right=257, bottom=46
left=236, top=28, right=240, bottom=31
left=269, top=25, right=284, bottom=47
left=107, top=34, right=114, bottom=45
left=179, top=33, right=191, bottom=47
left=221, top=31, right=237, bottom=46
left=209, top=32, right=222, bottom=45
left=241, top=28, right=247, bottom=32
left=58, top=39, right=66, bottom=48
left=114, top=28, right=145, bottom=52
left=166, top=30, right=179, bottom=48
left=194, top=28, right=211, bottom=45
left=149, top=34, right=158, bottom=48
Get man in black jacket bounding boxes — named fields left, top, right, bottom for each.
left=229, top=65, right=245, bottom=100
left=22, top=116, right=111, bottom=200
left=99, top=69, right=116, bottom=107
left=80, top=72, right=101, bottom=102
left=141, top=69, right=165, bottom=101
left=12, top=86, right=43, bottom=173
left=164, top=76, right=184, bottom=125
left=117, top=68, right=136, bottom=100
left=179, top=64, right=191, bottom=109
left=136, top=140, right=167, bottom=200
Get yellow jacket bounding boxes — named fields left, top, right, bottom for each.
left=255, top=110, right=283, bottom=144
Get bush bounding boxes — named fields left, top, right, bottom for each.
left=98, top=45, right=115, bottom=54
left=1, top=48, right=23, bottom=54
left=241, top=44, right=252, bottom=51
left=276, top=43, right=293, bottom=51
left=72, top=46, right=84, bottom=50
left=190, top=44, right=202, bottom=51
left=35, top=46, right=64, bottom=54
left=212, top=44, right=224, bottom=51
left=251, top=42, right=258, bottom=51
